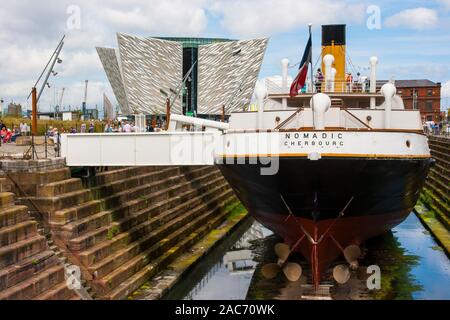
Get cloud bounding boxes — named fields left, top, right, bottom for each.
left=0, top=0, right=209, bottom=111
left=438, top=0, right=450, bottom=10
left=380, top=64, right=450, bottom=81
left=210, top=0, right=366, bottom=37
left=385, top=8, right=439, bottom=30
left=442, top=81, right=450, bottom=98
left=100, top=0, right=208, bottom=36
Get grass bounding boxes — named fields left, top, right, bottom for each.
left=0, top=116, right=106, bottom=135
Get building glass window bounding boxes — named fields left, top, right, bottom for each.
left=427, top=89, right=433, bottom=96
left=426, top=101, right=433, bottom=112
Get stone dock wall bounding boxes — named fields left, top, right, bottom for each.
left=0, top=160, right=240, bottom=300
left=420, top=136, right=450, bottom=229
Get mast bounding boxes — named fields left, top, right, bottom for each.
left=309, top=24, right=315, bottom=127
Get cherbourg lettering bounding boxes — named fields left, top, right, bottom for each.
left=284, top=132, right=344, bottom=148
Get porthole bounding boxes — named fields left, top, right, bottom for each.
left=406, top=140, right=411, bottom=148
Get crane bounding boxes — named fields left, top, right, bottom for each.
left=82, top=80, right=88, bottom=117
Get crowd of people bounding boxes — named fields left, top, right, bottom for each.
left=0, top=121, right=30, bottom=143
left=423, top=121, right=450, bottom=136
left=311, top=68, right=368, bottom=93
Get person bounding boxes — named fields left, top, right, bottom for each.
left=89, top=122, right=94, bottom=133
left=345, top=73, right=353, bottom=92
left=3, top=128, right=12, bottom=143
left=146, top=122, right=154, bottom=132
left=20, top=122, right=26, bottom=136
left=24, top=123, right=29, bottom=136
left=104, top=123, right=113, bottom=133
left=11, top=126, right=20, bottom=142
left=80, top=123, right=86, bottom=133
left=315, top=68, right=323, bottom=93
left=0, top=127, right=7, bottom=142
left=355, top=72, right=361, bottom=92
left=70, top=127, right=77, bottom=134
left=360, top=76, right=368, bottom=93
left=0, top=121, right=6, bottom=131
left=123, top=121, right=132, bottom=133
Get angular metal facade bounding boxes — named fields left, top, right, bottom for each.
left=96, top=47, right=131, bottom=115
left=97, top=35, right=267, bottom=116
left=197, top=38, right=268, bottom=114
left=117, top=33, right=183, bottom=115
left=103, top=93, right=114, bottom=121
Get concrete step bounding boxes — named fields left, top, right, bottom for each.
left=68, top=226, right=110, bottom=252
left=50, top=200, right=103, bottom=225
left=33, top=280, right=77, bottom=300
left=79, top=181, right=230, bottom=269
left=0, top=178, right=12, bottom=193
left=30, top=189, right=92, bottom=212
left=102, top=196, right=237, bottom=300
left=432, top=163, right=449, bottom=178
left=68, top=176, right=226, bottom=252
left=0, top=220, right=38, bottom=246
left=430, top=149, right=450, bottom=163
left=61, top=210, right=111, bottom=239
left=0, top=250, right=57, bottom=291
left=0, top=205, right=29, bottom=228
left=105, top=170, right=223, bottom=222
left=0, top=235, right=47, bottom=269
left=0, top=264, right=64, bottom=300
left=90, top=167, right=181, bottom=199
left=423, top=185, right=450, bottom=216
left=8, top=168, right=72, bottom=196
left=0, top=192, right=15, bottom=209
left=62, top=170, right=223, bottom=242
left=428, top=138, right=450, bottom=149
left=429, top=168, right=450, bottom=191
left=85, top=189, right=233, bottom=281
left=99, top=167, right=220, bottom=211
left=84, top=166, right=164, bottom=188
left=37, top=178, right=83, bottom=197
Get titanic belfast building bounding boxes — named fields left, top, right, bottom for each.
left=96, top=34, right=268, bottom=117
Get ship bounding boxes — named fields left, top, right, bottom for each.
left=62, top=24, right=433, bottom=289
left=213, top=25, right=433, bottom=287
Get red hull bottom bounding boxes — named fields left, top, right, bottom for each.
left=252, top=209, right=411, bottom=288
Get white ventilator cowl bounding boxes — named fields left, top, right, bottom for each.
left=380, top=82, right=396, bottom=129
left=311, top=93, right=331, bottom=130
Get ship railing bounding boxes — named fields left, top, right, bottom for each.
left=273, top=107, right=372, bottom=131
left=275, top=107, right=304, bottom=130
left=341, top=108, right=372, bottom=130
left=315, top=80, right=383, bottom=94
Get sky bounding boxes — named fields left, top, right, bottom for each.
left=0, top=0, right=449, bottom=115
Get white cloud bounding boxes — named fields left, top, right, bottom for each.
left=0, top=0, right=209, bottom=109
left=438, top=0, right=450, bottom=10
left=210, top=0, right=366, bottom=37
left=385, top=8, right=439, bottom=30
left=100, top=0, right=208, bottom=36
left=442, top=81, right=450, bottom=98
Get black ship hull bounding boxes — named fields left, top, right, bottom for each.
left=217, top=156, right=433, bottom=285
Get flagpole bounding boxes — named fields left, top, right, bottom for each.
left=309, top=23, right=315, bottom=128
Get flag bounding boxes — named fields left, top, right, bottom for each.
left=290, top=35, right=312, bottom=97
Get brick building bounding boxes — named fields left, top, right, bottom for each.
left=393, top=80, right=441, bottom=122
